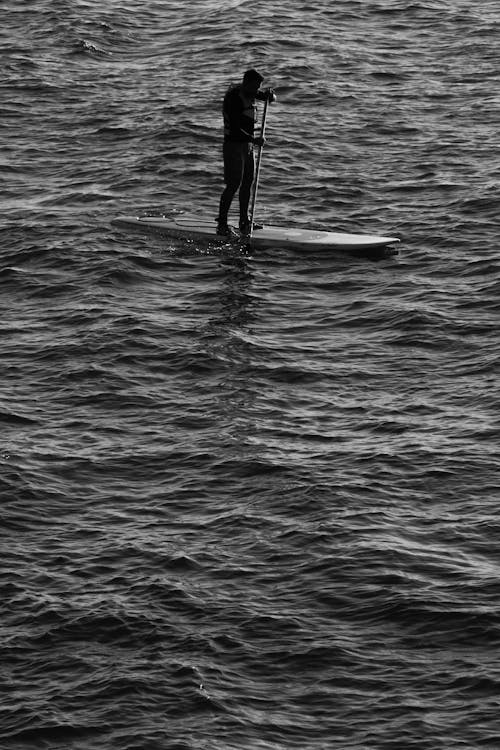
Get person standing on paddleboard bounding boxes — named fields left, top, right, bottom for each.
left=216, top=69, right=276, bottom=237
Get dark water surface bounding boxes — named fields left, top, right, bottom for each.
left=2, top=1, right=500, bottom=748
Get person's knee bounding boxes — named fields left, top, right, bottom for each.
left=224, top=155, right=244, bottom=191
left=224, top=175, right=241, bottom=193
left=240, top=173, right=253, bottom=193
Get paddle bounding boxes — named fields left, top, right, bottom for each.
left=248, top=97, right=269, bottom=239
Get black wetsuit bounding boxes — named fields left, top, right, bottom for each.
left=217, top=85, right=268, bottom=228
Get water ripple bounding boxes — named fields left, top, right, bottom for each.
left=2, top=1, right=500, bottom=748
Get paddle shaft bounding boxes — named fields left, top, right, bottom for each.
left=249, top=97, right=269, bottom=238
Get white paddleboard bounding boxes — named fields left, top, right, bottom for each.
left=112, top=215, right=399, bottom=251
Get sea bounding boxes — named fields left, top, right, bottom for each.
left=2, top=1, right=500, bottom=748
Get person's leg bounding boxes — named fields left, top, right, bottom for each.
left=238, top=145, right=255, bottom=230
left=217, top=142, right=244, bottom=231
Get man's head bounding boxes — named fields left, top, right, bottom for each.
left=242, top=68, right=264, bottom=96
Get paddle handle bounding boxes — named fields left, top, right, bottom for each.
left=249, top=97, right=269, bottom=238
